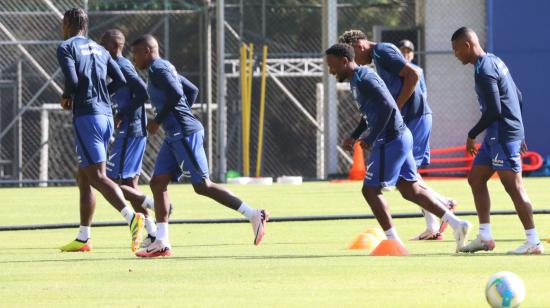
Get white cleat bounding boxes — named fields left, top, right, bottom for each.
left=140, top=234, right=156, bottom=248
left=453, top=221, right=471, bottom=252
left=410, top=229, right=442, bottom=241
left=507, top=242, right=544, bottom=255
left=251, top=209, right=270, bottom=246
left=135, top=240, right=172, bottom=258
left=460, top=235, right=496, bottom=253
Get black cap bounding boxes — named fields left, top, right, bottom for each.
left=398, top=39, right=414, bottom=51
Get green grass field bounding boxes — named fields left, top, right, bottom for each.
left=1, top=178, right=549, bottom=307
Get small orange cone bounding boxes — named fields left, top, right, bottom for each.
left=546, top=237, right=550, bottom=244
left=348, top=143, right=366, bottom=180
left=370, top=239, right=409, bottom=256
left=348, top=233, right=380, bottom=250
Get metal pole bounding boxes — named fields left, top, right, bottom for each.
left=164, top=0, right=170, bottom=61
left=322, top=0, right=338, bottom=178
left=216, top=0, right=227, bottom=181
left=205, top=0, right=213, bottom=172
left=16, top=61, right=22, bottom=187
left=316, top=83, right=325, bottom=179
left=39, top=109, right=49, bottom=187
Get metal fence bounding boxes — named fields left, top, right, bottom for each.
left=0, top=0, right=484, bottom=186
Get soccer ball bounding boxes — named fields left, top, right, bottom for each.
left=485, top=272, right=526, bottom=308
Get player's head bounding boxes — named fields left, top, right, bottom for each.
left=338, top=30, right=372, bottom=65
left=131, top=34, right=159, bottom=70
left=325, top=43, right=356, bottom=82
left=62, top=8, right=88, bottom=40
left=451, top=26, right=481, bottom=65
left=398, top=39, right=415, bottom=62
left=100, top=29, right=125, bottom=58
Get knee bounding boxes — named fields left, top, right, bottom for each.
left=398, top=185, right=418, bottom=202
left=149, top=177, right=167, bottom=193
left=193, top=180, right=210, bottom=196
left=468, top=175, right=485, bottom=191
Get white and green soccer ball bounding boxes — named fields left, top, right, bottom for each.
left=485, top=272, right=526, bottom=308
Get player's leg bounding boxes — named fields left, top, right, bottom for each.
left=361, top=185, right=401, bottom=243
left=182, top=131, right=269, bottom=245
left=496, top=141, right=542, bottom=254
left=60, top=168, right=94, bottom=252
left=75, top=115, right=144, bottom=251
left=120, top=176, right=157, bottom=247
left=461, top=138, right=497, bottom=252
left=136, top=141, right=175, bottom=257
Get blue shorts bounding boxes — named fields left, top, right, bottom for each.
left=473, top=137, right=522, bottom=173
left=153, top=130, right=209, bottom=184
left=405, top=114, right=431, bottom=167
left=106, top=131, right=147, bottom=180
left=73, top=115, right=114, bottom=168
left=364, top=128, right=418, bottom=189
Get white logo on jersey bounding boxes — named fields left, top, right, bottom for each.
left=492, top=153, right=504, bottom=167
left=108, top=153, right=117, bottom=162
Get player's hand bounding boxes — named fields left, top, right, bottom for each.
left=114, top=114, right=122, bottom=129
left=147, top=121, right=160, bottom=135
left=466, top=137, right=478, bottom=156
left=341, top=137, right=356, bottom=154
left=358, top=139, right=371, bottom=152
left=60, top=97, right=72, bottom=110
left=520, top=140, right=528, bottom=154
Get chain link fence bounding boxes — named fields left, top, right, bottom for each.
left=0, top=0, right=485, bottom=186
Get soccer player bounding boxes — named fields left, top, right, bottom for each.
left=339, top=30, right=457, bottom=241
left=325, top=43, right=471, bottom=252
left=130, top=35, right=269, bottom=257
left=100, top=29, right=158, bottom=247
left=57, top=8, right=145, bottom=252
left=398, top=39, right=415, bottom=62
left=450, top=27, right=543, bottom=254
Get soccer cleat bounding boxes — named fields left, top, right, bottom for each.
left=438, top=199, right=458, bottom=234
left=453, top=221, right=471, bottom=252
left=140, top=234, right=156, bottom=249
left=251, top=209, right=270, bottom=246
left=460, top=235, right=495, bottom=253
left=60, top=239, right=92, bottom=252
left=135, top=240, right=172, bottom=258
left=410, top=229, right=443, bottom=241
left=129, top=213, right=145, bottom=252
left=507, top=242, right=544, bottom=255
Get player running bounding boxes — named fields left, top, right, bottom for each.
left=451, top=27, right=543, bottom=255
left=339, top=30, right=457, bottom=241
left=325, top=43, right=471, bottom=252
left=130, top=35, right=269, bottom=257
left=100, top=29, right=159, bottom=247
left=57, top=8, right=144, bottom=252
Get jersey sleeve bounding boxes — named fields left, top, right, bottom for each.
left=107, top=57, right=127, bottom=95
left=468, top=68, right=501, bottom=139
left=56, top=44, right=78, bottom=97
left=375, top=44, right=407, bottom=75
left=151, top=67, right=184, bottom=124
left=118, top=62, right=148, bottom=117
left=179, top=74, right=199, bottom=107
left=356, top=79, right=393, bottom=146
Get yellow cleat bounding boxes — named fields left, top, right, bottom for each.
left=60, top=239, right=91, bottom=252
left=130, top=213, right=145, bottom=252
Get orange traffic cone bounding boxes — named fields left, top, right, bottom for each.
left=348, top=142, right=366, bottom=180
left=370, top=239, right=409, bottom=256
left=348, top=233, right=380, bottom=250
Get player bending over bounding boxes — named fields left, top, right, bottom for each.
left=131, top=34, right=269, bottom=257
left=57, top=9, right=144, bottom=252
left=451, top=27, right=543, bottom=255
left=325, top=43, right=471, bottom=252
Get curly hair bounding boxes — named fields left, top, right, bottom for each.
left=63, top=8, right=88, bottom=35
left=338, top=30, right=367, bottom=45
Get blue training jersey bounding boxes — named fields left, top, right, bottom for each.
left=372, top=42, right=431, bottom=121
left=57, top=36, right=126, bottom=117
left=471, top=53, right=524, bottom=143
left=112, top=56, right=148, bottom=137
left=147, top=58, right=203, bottom=138
left=350, top=66, right=407, bottom=146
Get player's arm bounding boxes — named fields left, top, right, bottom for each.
left=118, top=65, right=149, bottom=117
left=377, top=46, right=419, bottom=110
left=106, top=57, right=127, bottom=95
left=468, top=73, right=501, bottom=140
left=56, top=45, right=78, bottom=98
left=515, top=86, right=528, bottom=153
left=179, top=74, right=199, bottom=107
left=358, top=83, right=393, bottom=147
left=152, top=68, right=184, bottom=124
left=342, top=119, right=367, bottom=153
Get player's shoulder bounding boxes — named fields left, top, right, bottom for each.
left=374, top=42, right=400, bottom=54
left=475, top=53, right=502, bottom=76
left=149, top=58, right=176, bottom=74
